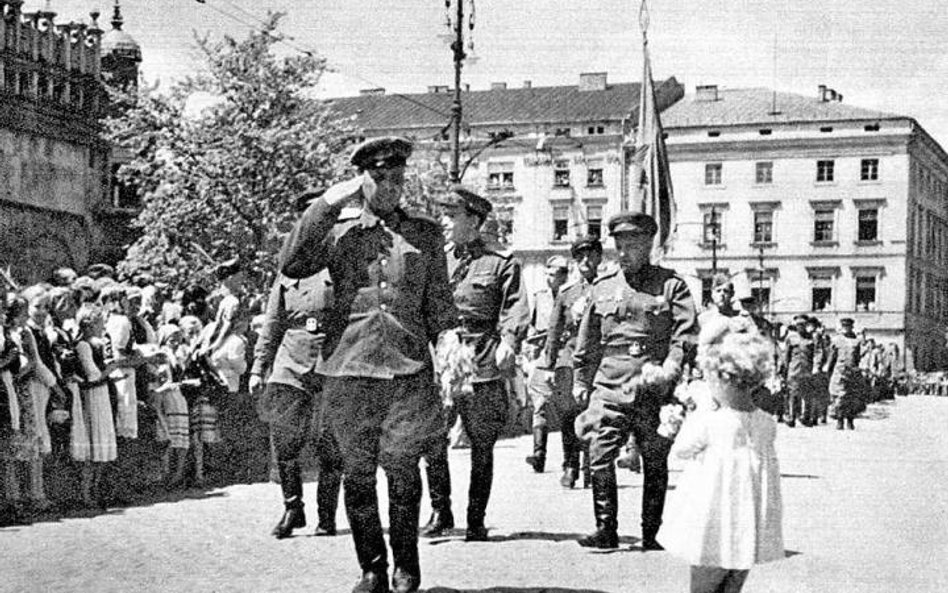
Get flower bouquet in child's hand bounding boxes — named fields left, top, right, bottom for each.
left=435, top=329, right=476, bottom=407
left=658, top=402, right=686, bottom=439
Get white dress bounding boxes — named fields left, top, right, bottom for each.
left=662, top=407, right=784, bottom=570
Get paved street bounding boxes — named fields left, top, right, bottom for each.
left=2, top=396, right=947, bottom=593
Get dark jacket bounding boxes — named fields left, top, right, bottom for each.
left=541, top=278, right=593, bottom=370
left=279, top=197, right=458, bottom=379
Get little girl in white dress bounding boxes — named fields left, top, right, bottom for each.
left=662, top=317, right=785, bottom=593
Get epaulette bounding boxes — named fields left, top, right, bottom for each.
left=593, top=262, right=620, bottom=284
left=338, top=206, right=362, bottom=221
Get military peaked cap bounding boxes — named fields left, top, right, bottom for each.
left=438, top=185, right=493, bottom=217
left=545, top=255, right=569, bottom=271
left=350, top=136, right=413, bottom=170
left=607, top=212, right=658, bottom=237
left=570, top=234, right=603, bottom=257
left=839, top=317, right=855, bottom=327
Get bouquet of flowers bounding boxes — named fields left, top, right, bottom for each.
left=657, top=403, right=686, bottom=439
left=435, top=329, right=477, bottom=407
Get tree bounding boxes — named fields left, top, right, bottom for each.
left=106, top=13, right=354, bottom=296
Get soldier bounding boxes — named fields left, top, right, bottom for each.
left=280, top=137, right=458, bottom=593
left=523, top=255, right=569, bottom=473
left=780, top=315, right=815, bottom=428
left=572, top=213, right=698, bottom=551
left=698, top=273, right=741, bottom=327
left=249, top=192, right=344, bottom=540
left=824, top=317, right=862, bottom=430
left=421, top=186, right=529, bottom=542
left=533, top=235, right=603, bottom=488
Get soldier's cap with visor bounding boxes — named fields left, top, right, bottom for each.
left=792, top=314, right=810, bottom=324
left=839, top=317, right=855, bottom=327
left=607, top=212, right=658, bottom=237
left=437, top=185, right=493, bottom=219
left=349, top=136, right=413, bottom=171
left=545, top=255, right=569, bottom=272
left=711, top=272, right=734, bottom=290
left=570, top=234, right=603, bottom=257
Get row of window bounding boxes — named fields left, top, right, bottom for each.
left=704, top=158, right=880, bottom=186
left=487, top=161, right=607, bottom=191
left=702, top=205, right=881, bottom=245
left=700, top=275, right=880, bottom=313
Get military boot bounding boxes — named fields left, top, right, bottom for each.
left=271, top=461, right=306, bottom=539
left=421, top=451, right=454, bottom=537
left=577, top=469, right=619, bottom=549
left=315, top=463, right=342, bottom=536
left=524, top=426, right=548, bottom=473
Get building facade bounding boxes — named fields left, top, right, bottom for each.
left=0, top=0, right=140, bottom=284
left=661, top=85, right=948, bottom=370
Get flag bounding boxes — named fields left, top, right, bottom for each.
left=629, top=41, right=675, bottom=261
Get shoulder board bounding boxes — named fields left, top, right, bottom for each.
left=483, top=242, right=514, bottom=259
left=338, top=206, right=362, bottom=221
left=593, top=263, right=620, bottom=284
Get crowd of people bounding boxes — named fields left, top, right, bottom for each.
left=0, top=259, right=269, bottom=526
left=1, top=134, right=920, bottom=593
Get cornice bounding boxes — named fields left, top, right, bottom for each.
left=667, top=133, right=911, bottom=162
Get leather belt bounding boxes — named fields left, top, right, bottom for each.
left=602, top=339, right=650, bottom=358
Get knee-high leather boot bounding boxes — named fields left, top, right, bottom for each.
left=420, top=447, right=454, bottom=537
left=577, top=467, right=619, bottom=548
left=524, top=426, right=548, bottom=473
left=271, top=460, right=306, bottom=539
left=315, top=462, right=341, bottom=536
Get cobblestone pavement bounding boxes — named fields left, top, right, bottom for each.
left=2, top=396, right=947, bottom=593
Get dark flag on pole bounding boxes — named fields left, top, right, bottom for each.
left=630, top=2, right=675, bottom=262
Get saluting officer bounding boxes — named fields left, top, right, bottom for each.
left=250, top=191, right=344, bottom=540
left=280, top=137, right=458, bottom=593
left=573, top=213, right=698, bottom=551
left=421, top=186, right=529, bottom=542
left=531, top=235, right=603, bottom=489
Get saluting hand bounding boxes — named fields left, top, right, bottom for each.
left=495, top=338, right=516, bottom=371
left=322, top=175, right=365, bottom=208
left=248, top=373, right=264, bottom=396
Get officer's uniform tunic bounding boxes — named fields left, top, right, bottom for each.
left=426, top=237, right=528, bottom=529
left=573, top=262, right=697, bottom=540
left=534, top=278, right=594, bottom=471
left=781, top=329, right=815, bottom=425
left=280, top=196, right=457, bottom=576
left=251, top=270, right=343, bottom=526
left=825, top=333, right=863, bottom=420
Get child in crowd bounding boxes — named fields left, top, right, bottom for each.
left=75, top=305, right=121, bottom=507
left=150, top=325, right=191, bottom=487
left=662, top=318, right=785, bottom=593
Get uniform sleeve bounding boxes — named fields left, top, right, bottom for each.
left=251, top=279, right=286, bottom=376
left=497, top=257, right=529, bottom=347
left=424, top=235, right=459, bottom=343
left=572, top=296, right=602, bottom=391
left=541, top=291, right=568, bottom=370
left=661, top=277, right=698, bottom=381
left=279, top=196, right=343, bottom=279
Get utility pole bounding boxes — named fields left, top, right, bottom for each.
left=757, top=245, right=766, bottom=314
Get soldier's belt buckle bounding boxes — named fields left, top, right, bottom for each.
left=628, top=340, right=646, bottom=356
left=305, top=317, right=319, bottom=333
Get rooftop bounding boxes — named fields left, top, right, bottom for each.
left=329, top=76, right=684, bottom=133
left=661, top=86, right=902, bottom=129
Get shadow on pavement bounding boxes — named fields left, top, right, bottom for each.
left=780, top=473, right=820, bottom=479
left=426, top=530, right=639, bottom=548
left=428, top=587, right=612, bottom=592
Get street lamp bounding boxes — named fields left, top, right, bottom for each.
left=440, top=0, right=478, bottom=183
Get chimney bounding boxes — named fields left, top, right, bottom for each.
left=523, top=80, right=532, bottom=89
left=491, top=82, right=507, bottom=91
left=579, top=72, right=608, bottom=92
left=818, top=85, right=843, bottom=102
left=696, top=85, right=719, bottom=102
left=359, top=88, right=385, bottom=96
left=427, top=85, right=449, bottom=94
left=818, top=84, right=827, bottom=101
left=463, top=83, right=470, bottom=92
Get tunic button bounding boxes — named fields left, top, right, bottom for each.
left=380, top=304, right=389, bottom=311
left=380, top=258, right=388, bottom=266
left=380, top=281, right=388, bottom=289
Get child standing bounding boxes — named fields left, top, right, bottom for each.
left=151, top=325, right=190, bottom=487
left=662, top=318, right=784, bottom=593
left=74, top=305, right=120, bottom=507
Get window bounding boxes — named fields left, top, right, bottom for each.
left=487, top=161, right=514, bottom=190
left=705, top=163, right=723, bottom=185
left=753, top=210, right=773, bottom=243
left=856, top=276, right=877, bottom=310
left=586, top=125, right=605, bottom=135
left=860, top=158, right=879, bottom=181
left=816, top=159, right=835, bottom=182
left=552, top=205, right=570, bottom=241
left=586, top=205, right=603, bottom=238
left=755, top=162, right=773, bottom=184
left=553, top=160, right=571, bottom=187
left=813, top=209, right=835, bottom=242
left=586, top=160, right=604, bottom=187
left=858, top=209, right=879, bottom=241
left=702, top=210, right=722, bottom=244
left=750, top=287, right=771, bottom=310
left=811, top=283, right=833, bottom=312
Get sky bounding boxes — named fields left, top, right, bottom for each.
left=24, top=0, right=948, bottom=146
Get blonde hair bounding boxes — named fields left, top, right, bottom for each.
left=75, top=304, right=104, bottom=335
left=697, top=317, right=773, bottom=390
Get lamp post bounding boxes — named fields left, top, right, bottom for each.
left=709, top=206, right=720, bottom=274
left=440, top=0, right=477, bottom=183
